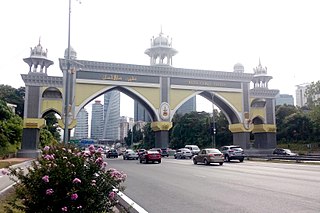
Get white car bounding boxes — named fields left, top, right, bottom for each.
left=174, top=148, right=193, bottom=159
left=123, top=150, right=139, bottom=160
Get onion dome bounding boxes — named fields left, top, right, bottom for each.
left=233, top=63, right=244, bottom=73
left=64, top=46, right=77, bottom=60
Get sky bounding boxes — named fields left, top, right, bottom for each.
left=1, top=0, right=320, bottom=118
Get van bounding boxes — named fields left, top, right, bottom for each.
left=184, top=145, right=200, bottom=155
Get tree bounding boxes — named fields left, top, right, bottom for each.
left=0, top=100, right=22, bottom=155
left=43, top=112, right=61, bottom=141
left=0, top=84, right=25, bottom=117
left=170, top=111, right=212, bottom=149
left=305, top=81, right=320, bottom=108
left=142, top=123, right=155, bottom=149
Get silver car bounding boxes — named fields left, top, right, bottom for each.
left=123, top=150, right=139, bottom=160
left=174, top=148, right=193, bottom=159
left=220, top=145, right=245, bottom=162
left=193, top=148, right=224, bottom=165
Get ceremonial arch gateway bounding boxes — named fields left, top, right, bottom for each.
left=18, top=33, right=279, bottom=158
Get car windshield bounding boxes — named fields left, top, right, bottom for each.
left=231, top=147, right=242, bottom=151
left=207, top=149, right=220, bottom=153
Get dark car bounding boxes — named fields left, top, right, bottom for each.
left=273, top=148, right=298, bottom=156
left=106, top=149, right=119, bottom=158
left=139, top=150, right=161, bottom=164
left=161, top=148, right=169, bottom=157
left=220, top=145, right=245, bottom=162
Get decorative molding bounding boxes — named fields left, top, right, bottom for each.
left=151, top=121, right=173, bottom=131
left=21, top=74, right=63, bottom=87
left=59, top=59, right=254, bottom=82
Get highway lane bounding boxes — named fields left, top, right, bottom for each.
left=107, top=157, right=320, bottom=213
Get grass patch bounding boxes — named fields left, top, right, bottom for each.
left=0, top=188, right=24, bottom=213
left=0, top=161, right=21, bottom=169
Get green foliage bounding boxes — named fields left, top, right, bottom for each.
left=124, top=124, right=143, bottom=147
left=141, top=123, right=155, bottom=149
left=305, top=81, right=320, bottom=108
left=0, top=100, right=22, bottom=155
left=0, top=84, right=25, bottom=117
left=8, top=144, right=126, bottom=213
left=43, top=112, right=61, bottom=142
left=170, top=111, right=212, bottom=149
left=39, top=129, right=58, bottom=148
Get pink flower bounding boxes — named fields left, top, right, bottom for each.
left=46, top=189, right=54, bottom=195
left=91, top=180, right=96, bottom=186
left=88, top=145, right=95, bottom=153
left=1, top=169, right=8, bottom=175
left=77, top=206, right=82, bottom=209
left=71, top=193, right=78, bottom=200
left=42, top=175, right=49, bottom=183
left=95, top=157, right=103, bottom=165
left=108, top=191, right=116, bottom=200
left=97, top=147, right=104, bottom=153
left=61, top=206, right=67, bottom=211
left=73, top=178, right=81, bottom=184
left=43, top=146, right=50, bottom=151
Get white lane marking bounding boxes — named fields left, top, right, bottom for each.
left=193, top=174, right=206, bottom=178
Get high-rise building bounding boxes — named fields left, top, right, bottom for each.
left=74, top=108, right=89, bottom=139
left=134, top=102, right=151, bottom=122
left=103, top=91, right=120, bottom=140
left=91, top=100, right=104, bottom=139
left=295, top=83, right=310, bottom=107
left=119, top=116, right=129, bottom=142
left=176, top=97, right=196, bottom=115
left=275, top=94, right=294, bottom=106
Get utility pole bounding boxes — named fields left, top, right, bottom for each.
left=63, top=0, right=72, bottom=144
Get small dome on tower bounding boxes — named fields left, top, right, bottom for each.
left=154, top=34, right=169, bottom=46
left=233, top=63, right=244, bottom=73
left=30, top=40, right=48, bottom=58
left=253, top=59, right=267, bottom=75
left=64, top=46, right=77, bottom=60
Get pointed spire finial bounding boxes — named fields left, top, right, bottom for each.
left=259, top=57, right=261, bottom=66
left=160, top=25, right=163, bottom=35
left=39, top=36, right=41, bottom=45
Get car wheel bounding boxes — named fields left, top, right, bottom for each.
left=219, top=162, right=223, bottom=166
left=204, top=159, right=209, bottom=165
left=123, top=157, right=126, bottom=160
left=225, top=155, right=230, bottom=162
left=239, top=158, right=244, bottom=163
left=158, top=160, right=161, bottom=163
left=139, top=158, right=143, bottom=163
left=193, top=158, right=197, bottom=165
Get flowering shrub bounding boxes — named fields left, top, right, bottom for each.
left=8, top=144, right=126, bottom=213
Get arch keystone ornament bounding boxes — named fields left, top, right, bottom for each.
left=159, top=102, right=170, bottom=121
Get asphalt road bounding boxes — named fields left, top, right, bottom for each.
left=107, top=157, right=320, bottom=213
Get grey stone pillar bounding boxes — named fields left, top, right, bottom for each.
left=155, top=130, right=169, bottom=149
left=254, top=132, right=276, bottom=149
left=232, top=132, right=251, bottom=149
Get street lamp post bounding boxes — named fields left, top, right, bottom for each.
left=211, top=92, right=216, bottom=148
left=63, top=0, right=72, bottom=144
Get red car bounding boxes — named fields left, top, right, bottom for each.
left=139, top=150, right=161, bottom=164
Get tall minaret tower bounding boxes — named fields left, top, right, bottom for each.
left=23, top=39, right=53, bottom=74
left=144, top=29, right=178, bottom=66
left=252, top=59, right=272, bottom=88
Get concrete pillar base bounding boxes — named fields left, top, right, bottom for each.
left=17, top=149, right=41, bottom=158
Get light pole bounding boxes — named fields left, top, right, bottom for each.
left=211, top=92, right=216, bottom=148
left=63, top=0, right=72, bottom=144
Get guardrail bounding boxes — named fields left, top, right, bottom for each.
left=246, top=154, right=320, bottom=162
